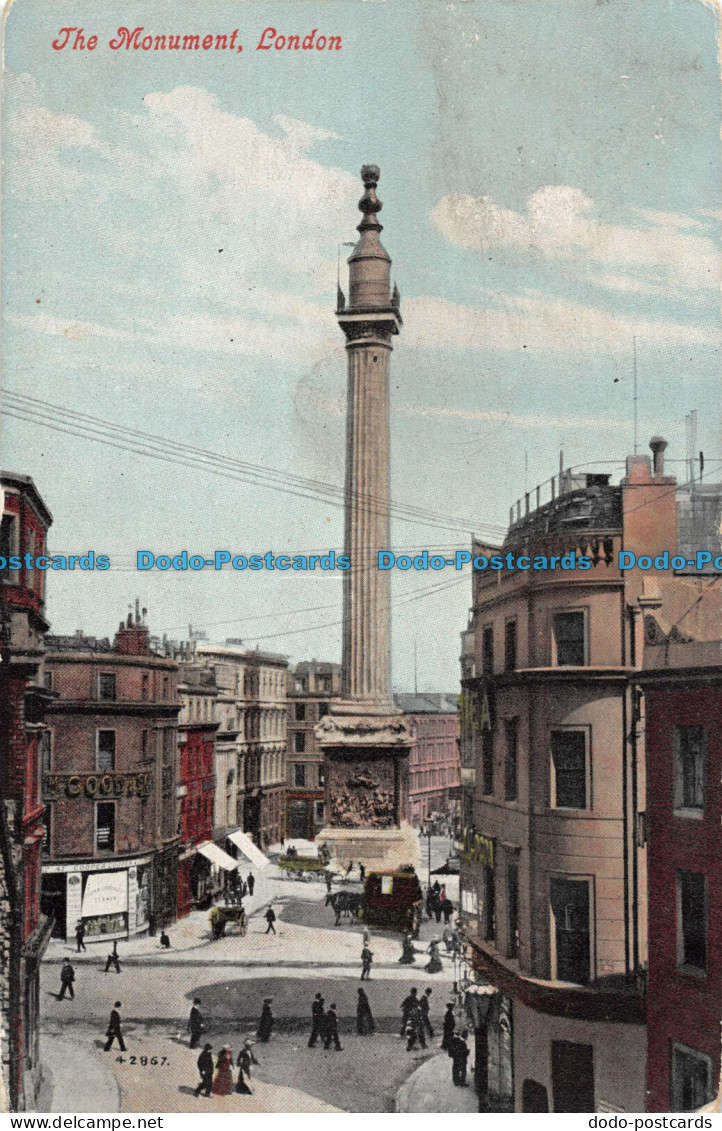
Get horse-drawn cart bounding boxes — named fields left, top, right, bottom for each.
left=278, top=854, right=330, bottom=883
left=209, top=905, right=247, bottom=938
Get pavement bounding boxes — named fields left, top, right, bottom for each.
left=396, top=1050, right=478, bottom=1114
left=39, top=837, right=465, bottom=1113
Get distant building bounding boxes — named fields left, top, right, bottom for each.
left=640, top=631, right=722, bottom=1112
left=176, top=663, right=218, bottom=917
left=0, top=471, right=53, bottom=1111
left=394, top=693, right=460, bottom=828
left=676, top=481, right=722, bottom=571
left=41, top=611, right=181, bottom=941
left=286, top=661, right=342, bottom=840
left=194, top=643, right=288, bottom=850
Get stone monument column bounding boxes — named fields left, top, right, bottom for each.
left=316, top=167, right=418, bottom=872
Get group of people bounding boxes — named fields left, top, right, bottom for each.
left=308, top=993, right=343, bottom=1049
left=194, top=1041, right=259, bottom=1097
left=425, top=881, right=454, bottom=925
left=398, top=933, right=444, bottom=972
left=223, top=870, right=255, bottom=906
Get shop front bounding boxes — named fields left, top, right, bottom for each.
left=41, top=856, right=152, bottom=942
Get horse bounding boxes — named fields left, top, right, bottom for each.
left=325, top=891, right=363, bottom=925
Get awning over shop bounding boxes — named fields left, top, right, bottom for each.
left=227, top=829, right=270, bottom=870
left=197, top=842, right=239, bottom=872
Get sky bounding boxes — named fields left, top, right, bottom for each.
left=2, top=0, right=720, bottom=691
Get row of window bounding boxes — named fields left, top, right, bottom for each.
left=45, top=670, right=173, bottom=702
left=410, top=767, right=455, bottom=791
left=290, top=761, right=325, bottom=789
left=480, top=610, right=587, bottom=673
left=481, top=723, right=709, bottom=815
left=292, top=700, right=330, bottom=722
left=464, top=862, right=710, bottom=984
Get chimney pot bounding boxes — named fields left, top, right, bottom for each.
left=649, top=435, right=668, bottom=476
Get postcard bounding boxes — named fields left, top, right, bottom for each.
left=1, top=0, right=720, bottom=1118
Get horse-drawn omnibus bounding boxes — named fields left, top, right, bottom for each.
left=363, top=868, right=423, bottom=932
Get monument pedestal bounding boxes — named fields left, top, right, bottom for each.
left=316, top=709, right=419, bottom=872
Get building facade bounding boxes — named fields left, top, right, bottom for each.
left=640, top=634, right=722, bottom=1112
left=41, top=613, right=181, bottom=941
left=195, top=643, right=288, bottom=850
left=176, top=663, right=218, bottom=917
left=0, top=472, right=53, bottom=1111
left=286, top=661, right=341, bottom=840
left=242, top=651, right=288, bottom=848
left=457, top=440, right=719, bottom=1113
left=394, top=693, right=460, bottom=828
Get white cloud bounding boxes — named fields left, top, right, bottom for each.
left=402, top=292, right=719, bottom=354
left=432, top=185, right=719, bottom=299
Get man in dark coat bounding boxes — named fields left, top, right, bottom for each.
left=247, top=872, right=255, bottom=896
left=449, top=1029, right=470, bottom=1086
left=323, top=1003, right=342, bottom=1050
left=419, top=987, right=434, bottom=1038
left=58, top=960, right=75, bottom=1000
left=75, top=921, right=86, bottom=953
left=360, top=945, right=373, bottom=980
left=308, top=992, right=324, bottom=1047
left=257, top=997, right=274, bottom=1042
left=188, top=998, right=204, bottom=1048
left=194, top=1043, right=214, bottom=1097
left=442, top=897, right=454, bottom=924
left=441, top=1002, right=456, bottom=1050
left=400, top=987, right=419, bottom=1035
left=264, top=905, right=276, bottom=934
left=356, top=988, right=375, bottom=1035
left=104, top=1001, right=126, bottom=1052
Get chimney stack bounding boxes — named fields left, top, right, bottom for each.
left=649, top=436, right=667, bottom=477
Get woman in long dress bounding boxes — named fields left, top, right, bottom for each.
left=257, top=997, right=274, bottom=1042
left=425, top=938, right=443, bottom=973
left=211, top=1046, right=234, bottom=1096
left=235, top=1040, right=258, bottom=1094
left=356, top=988, right=375, bottom=1035
left=398, top=933, right=416, bottom=964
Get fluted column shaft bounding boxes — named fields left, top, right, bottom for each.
left=342, top=334, right=393, bottom=703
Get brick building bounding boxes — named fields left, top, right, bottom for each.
left=176, top=663, right=218, bottom=917
left=0, top=471, right=53, bottom=1111
left=286, top=661, right=341, bottom=840
left=41, top=611, right=181, bottom=941
left=394, top=693, right=460, bottom=828
left=640, top=633, right=722, bottom=1112
left=457, top=439, right=722, bottom=1113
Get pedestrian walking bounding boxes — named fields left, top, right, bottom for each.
left=58, top=960, right=75, bottom=1000
left=247, top=872, right=255, bottom=896
left=345, top=860, right=354, bottom=877
left=325, top=871, right=333, bottom=893
left=442, top=897, right=454, bottom=924
left=75, top=920, right=86, bottom=953
left=188, top=998, right=205, bottom=1048
left=449, top=1030, right=470, bottom=1086
left=257, top=997, right=274, bottom=1042
left=359, top=863, right=366, bottom=882
left=104, top=939, right=121, bottom=974
left=400, top=987, right=420, bottom=1036
left=360, top=944, right=373, bottom=980
left=356, top=988, right=375, bottom=1035
left=323, top=1003, right=343, bottom=1050
left=264, top=905, right=276, bottom=934
left=433, top=897, right=442, bottom=924
left=398, top=933, right=416, bottom=964
left=211, top=1046, right=234, bottom=1095
left=425, top=938, right=443, bottom=973
left=420, top=988, right=434, bottom=1038
left=235, top=1040, right=258, bottom=1094
left=308, top=992, right=325, bottom=1047
left=405, top=1003, right=427, bottom=1052
left=194, top=1044, right=214, bottom=1097
left=441, top=1002, right=456, bottom=1051
left=103, top=1001, right=126, bottom=1052
left=425, top=886, right=434, bottom=921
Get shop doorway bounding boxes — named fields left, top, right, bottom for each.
left=552, top=1040, right=594, bottom=1112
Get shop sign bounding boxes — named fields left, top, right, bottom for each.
left=460, top=829, right=494, bottom=868
left=44, top=772, right=152, bottom=800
